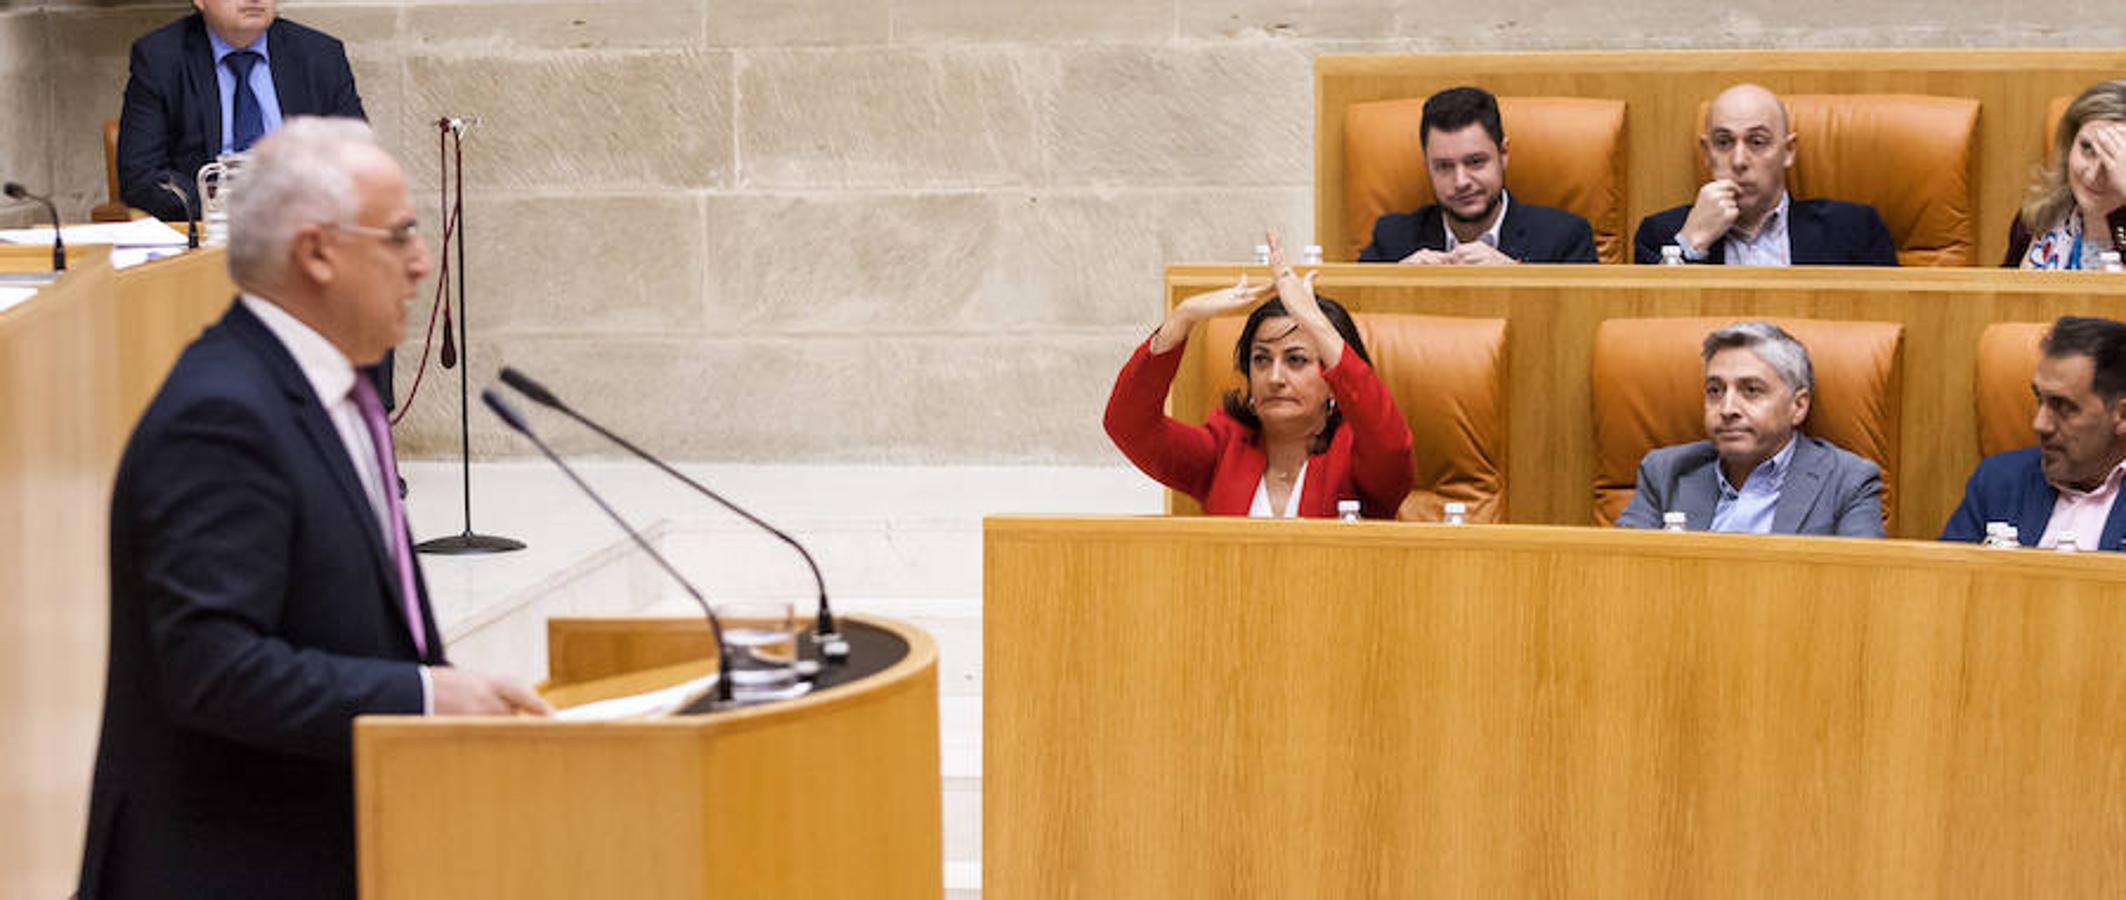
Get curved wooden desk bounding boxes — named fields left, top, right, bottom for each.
left=1, top=243, right=234, bottom=896
left=355, top=613, right=942, bottom=899
left=986, top=516, right=2126, bottom=898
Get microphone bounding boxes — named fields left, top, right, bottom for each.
left=157, top=176, right=200, bottom=249
left=498, top=366, right=850, bottom=661
left=4, top=181, right=65, bottom=272
left=481, top=388, right=736, bottom=707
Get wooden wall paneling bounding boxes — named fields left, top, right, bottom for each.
left=985, top=516, right=2126, bottom=898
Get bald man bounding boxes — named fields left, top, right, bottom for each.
left=1633, top=84, right=1898, bottom=266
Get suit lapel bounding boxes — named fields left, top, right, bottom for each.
left=1416, top=208, right=1448, bottom=253
left=1786, top=200, right=1825, bottom=265
left=1771, top=438, right=1828, bottom=533
left=183, top=17, right=222, bottom=158
left=2019, top=463, right=2057, bottom=547
left=1679, top=448, right=1722, bottom=530
left=225, top=301, right=422, bottom=643
left=2100, top=493, right=2126, bottom=553
left=266, top=20, right=308, bottom=115
left=1497, top=201, right=1528, bottom=260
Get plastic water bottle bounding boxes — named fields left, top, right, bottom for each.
left=1662, top=511, right=1688, bottom=532
left=1302, top=244, right=1324, bottom=265
left=1443, top=502, right=1467, bottom=526
left=1984, top=522, right=2020, bottom=549
left=1337, top=499, right=1361, bottom=523
left=1661, top=245, right=1686, bottom=266
left=1252, top=244, right=1271, bottom=265
left=2056, top=530, right=2081, bottom=553
left=2102, top=250, right=2123, bottom=272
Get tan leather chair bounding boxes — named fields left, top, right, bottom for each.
left=1693, top=94, right=1980, bottom=267
left=1343, top=96, right=1628, bottom=264
left=1976, top=322, right=2047, bottom=457
left=92, top=118, right=132, bottom=222
left=2044, top=95, right=2072, bottom=147
left=1196, top=312, right=1509, bottom=522
left=1591, top=317, right=1903, bottom=530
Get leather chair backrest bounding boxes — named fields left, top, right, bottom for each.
left=1591, top=317, right=1903, bottom=530
left=1197, top=312, right=1509, bottom=522
left=1693, top=94, right=1980, bottom=267
left=92, top=118, right=130, bottom=223
left=1976, top=322, right=2047, bottom=457
left=1343, top=96, right=1628, bottom=264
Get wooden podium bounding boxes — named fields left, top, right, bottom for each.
left=355, top=614, right=942, bottom=899
left=986, top=516, right=2126, bottom=897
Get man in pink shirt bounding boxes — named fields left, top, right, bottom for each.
left=1942, top=316, right=2126, bottom=550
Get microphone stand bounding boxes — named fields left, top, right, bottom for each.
left=416, top=116, right=523, bottom=556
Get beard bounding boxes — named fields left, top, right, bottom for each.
left=1446, top=189, right=1503, bottom=226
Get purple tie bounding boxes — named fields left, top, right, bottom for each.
left=351, top=377, right=428, bottom=658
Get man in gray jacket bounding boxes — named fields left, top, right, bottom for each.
left=1617, top=322, right=1885, bottom=537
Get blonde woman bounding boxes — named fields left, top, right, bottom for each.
left=2009, top=80, right=2126, bottom=268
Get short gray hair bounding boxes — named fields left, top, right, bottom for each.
left=1702, top=321, right=1813, bottom=393
left=226, top=117, right=379, bottom=288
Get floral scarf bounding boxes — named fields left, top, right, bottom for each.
left=2025, top=208, right=2087, bottom=270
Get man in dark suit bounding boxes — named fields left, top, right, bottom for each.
left=1942, top=316, right=2126, bottom=551
left=116, top=1, right=396, bottom=410
left=1632, top=83, right=1899, bottom=266
left=1358, top=86, right=1598, bottom=265
left=78, top=118, right=549, bottom=900
left=1617, top=322, right=1885, bottom=537
left=117, top=0, right=364, bottom=222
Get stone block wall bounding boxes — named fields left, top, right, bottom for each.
left=3, top=1, right=2117, bottom=462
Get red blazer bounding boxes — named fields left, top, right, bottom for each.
left=1103, top=336, right=1414, bottom=519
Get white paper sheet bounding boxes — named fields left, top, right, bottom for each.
left=554, top=673, right=720, bottom=722
left=0, top=219, right=189, bottom=247
left=0, top=286, right=39, bottom=315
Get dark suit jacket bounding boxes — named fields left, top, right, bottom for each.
left=1615, top=435, right=1886, bottom=537
left=1632, top=197, right=1900, bottom=266
left=79, top=300, right=441, bottom=900
left=1358, top=195, right=1597, bottom=263
left=117, top=14, right=364, bottom=221
left=1939, top=447, right=2126, bottom=550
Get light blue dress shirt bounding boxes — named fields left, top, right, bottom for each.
left=1709, top=435, right=1797, bottom=534
left=208, top=28, right=284, bottom=155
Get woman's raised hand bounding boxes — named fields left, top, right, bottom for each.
left=1263, top=230, right=1343, bottom=369
left=1151, top=274, right=1275, bottom=353
left=2094, top=120, right=2126, bottom=202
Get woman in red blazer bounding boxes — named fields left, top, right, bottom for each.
left=1104, top=233, right=1414, bottom=519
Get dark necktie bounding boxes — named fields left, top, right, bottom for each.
left=225, top=50, right=265, bottom=153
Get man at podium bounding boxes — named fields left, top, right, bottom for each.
left=76, top=118, right=549, bottom=900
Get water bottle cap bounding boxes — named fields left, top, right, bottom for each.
left=1443, top=502, right=1467, bottom=515
left=1663, top=511, right=1687, bottom=524
left=1985, top=521, right=2007, bottom=535
left=1336, top=499, right=1360, bottom=512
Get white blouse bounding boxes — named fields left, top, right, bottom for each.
left=1247, top=460, right=1308, bottom=519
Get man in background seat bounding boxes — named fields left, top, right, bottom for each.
left=1633, top=84, right=1898, bottom=266
left=1359, top=86, right=1598, bottom=265
left=1617, top=322, right=1885, bottom=536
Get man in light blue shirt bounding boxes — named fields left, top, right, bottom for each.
left=1617, top=322, right=1886, bottom=537
left=206, top=24, right=285, bottom=154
